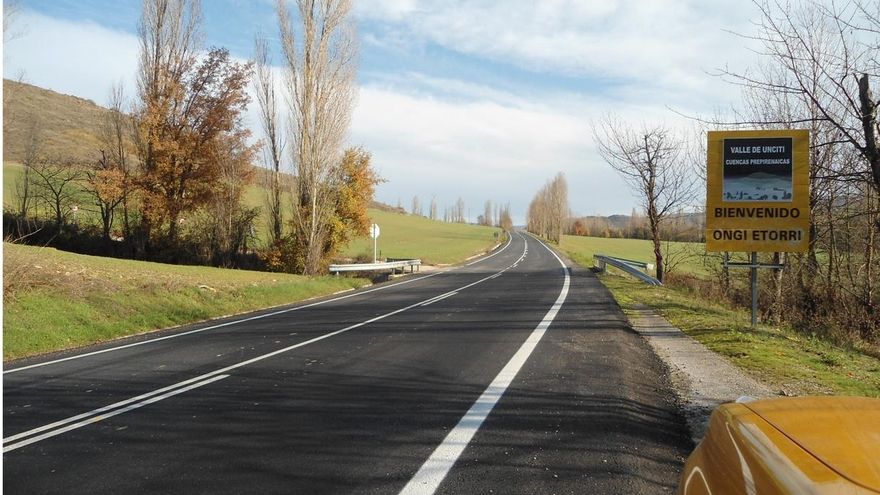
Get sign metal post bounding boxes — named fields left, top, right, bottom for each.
left=370, top=223, right=380, bottom=263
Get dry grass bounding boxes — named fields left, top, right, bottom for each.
left=3, top=79, right=109, bottom=163
left=3, top=242, right=47, bottom=302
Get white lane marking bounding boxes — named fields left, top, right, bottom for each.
left=4, top=235, right=515, bottom=375
left=419, top=292, right=458, bottom=307
left=3, top=374, right=229, bottom=453
left=399, top=235, right=569, bottom=495
left=3, top=275, right=433, bottom=375
left=465, top=235, right=512, bottom=266
left=3, top=236, right=528, bottom=452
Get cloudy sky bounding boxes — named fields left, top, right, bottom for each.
left=4, top=0, right=763, bottom=222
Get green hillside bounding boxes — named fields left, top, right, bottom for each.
left=342, top=209, right=503, bottom=265
left=3, top=242, right=369, bottom=360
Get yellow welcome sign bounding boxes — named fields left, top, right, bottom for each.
left=706, top=130, right=810, bottom=252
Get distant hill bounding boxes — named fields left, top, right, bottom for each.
left=369, top=200, right=406, bottom=214
left=3, top=79, right=111, bottom=164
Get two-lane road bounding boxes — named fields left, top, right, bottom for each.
left=3, top=233, right=692, bottom=494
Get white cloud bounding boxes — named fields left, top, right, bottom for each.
left=350, top=82, right=638, bottom=221
left=3, top=10, right=139, bottom=107
left=4, top=5, right=759, bottom=221
left=356, top=0, right=420, bottom=22
left=358, top=0, right=760, bottom=106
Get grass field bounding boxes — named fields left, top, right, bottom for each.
left=560, top=234, right=709, bottom=277
left=3, top=161, right=21, bottom=204
left=599, top=274, right=880, bottom=397
left=342, top=209, right=503, bottom=265
left=3, top=242, right=370, bottom=361
left=3, top=161, right=105, bottom=227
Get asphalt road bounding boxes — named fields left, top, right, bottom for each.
left=3, top=232, right=692, bottom=494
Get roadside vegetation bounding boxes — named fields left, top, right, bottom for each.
left=3, top=0, right=515, bottom=277
left=545, top=0, right=880, bottom=358
left=2, top=242, right=369, bottom=361
left=558, top=235, right=879, bottom=396
left=598, top=273, right=880, bottom=398
left=559, top=235, right=708, bottom=277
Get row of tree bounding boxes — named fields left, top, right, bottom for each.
left=570, top=210, right=703, bottom=243
left=7, top=0, right=379, bottom=275
left=526, top=173, right=569, bottom=244
left=401, top=195, right=512, bottom=230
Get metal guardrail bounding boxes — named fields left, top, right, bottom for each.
left=329, top=259, right=421, bottom=275
left=594, top=254, right=662, bottom=286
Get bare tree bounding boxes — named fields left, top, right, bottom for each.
left=254, top=32, right=285, bottom=246
left=454, top=197, right=466, bottom=223
left=719, top=0, right=880, bottom=194
left=429, top=195, right=438, bottom=220
left=593, top=116, right=696, bottom=282
left=411, top=195, right=421, bottom=216
left=482, top=200, right=493, bottom=226
left=277, top=0, right=357, bottom=274
left=12, top=115, right=43, bottom=218
left=30, top=159, right=84, bottom=229
left=698, top=0, right=880, bottom=335
left=499, top=202, right=513, bottom=231
left=96, top=83, right=135, bottom=240
left=527, top=173, right=569, bottom=243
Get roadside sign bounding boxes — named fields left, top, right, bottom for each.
left=370, top=223, right=380, bottom=263
left=706, top=130, right=810, bottom=252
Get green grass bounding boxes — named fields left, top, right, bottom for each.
left=560, top=234, right=709, bottom=277
left=341, top=209, right=503, bottom=265
left=3, top=242, right=370, bottom=361
left=5, top=163, right=501, bottom=266
left=598, top=273, right=880, bottom=397
left=3, top=161, right=23, bottom=207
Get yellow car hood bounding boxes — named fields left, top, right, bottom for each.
left=742, top=396, right=880, bottom=492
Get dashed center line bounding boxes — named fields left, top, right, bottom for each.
left=3, top=234, right=529, bottom=453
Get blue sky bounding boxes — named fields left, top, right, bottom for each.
left=4, top=0, right=763, bottom=221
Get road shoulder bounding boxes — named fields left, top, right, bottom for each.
left=626, top=306, right=774, bottom=442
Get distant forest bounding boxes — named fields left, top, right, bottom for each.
left=569, top=210, right=704, bottom=243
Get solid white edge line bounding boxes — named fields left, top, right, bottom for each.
left=4, top=234, right=514, bottom=375
left=3, top=374, right=230, bottom=453
left=3, top=235, right=527, bottom=451
left=398, top=234, right=570, bottom=495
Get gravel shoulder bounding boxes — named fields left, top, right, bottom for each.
left=626, top=306, right=774, bottom=442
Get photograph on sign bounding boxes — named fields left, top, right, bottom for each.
left=723, top=137, right=793, bottom=202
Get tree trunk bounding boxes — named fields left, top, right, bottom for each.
left=649, top=205, right=663, bottom=283
left=858, top=74, right=880, bottom=195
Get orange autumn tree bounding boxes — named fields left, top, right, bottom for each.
left=264, top=147, right=381, bottom=273
left=325, top=147, right=383, bottom=260
left=136, top=47, right=252, bottom=247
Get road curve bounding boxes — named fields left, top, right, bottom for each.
left=3, top=232, right=692, bottom=494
